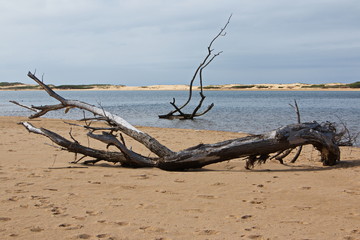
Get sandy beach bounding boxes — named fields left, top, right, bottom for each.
left=1, top=116, right=359, bottom=240
left=1, top=83, right=359, bottom=91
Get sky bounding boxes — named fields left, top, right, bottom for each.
left=1, top=0, right=359, bottom=86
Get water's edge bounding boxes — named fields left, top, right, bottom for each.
left=1, top=90, right=359, bottom=146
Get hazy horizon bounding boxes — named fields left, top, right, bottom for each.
left=1, top=1, right=359, bottom=86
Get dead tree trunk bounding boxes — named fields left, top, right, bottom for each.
left=13, top=71, right=343, bottom=170
left=158, top=15, right=231, bottom=120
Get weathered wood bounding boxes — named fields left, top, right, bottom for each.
left=14, top=71, right=343, bottom=170
left=159, top=122, right=340, bottom=170
left=159, top=15, right=231, bottom=120
left=21, top=119, right=340, bottom=170
left=21, top=122, right=126, bottom=164
left=26, top=71, right=174, bottom=158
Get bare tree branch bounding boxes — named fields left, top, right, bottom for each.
left=23, top=71, right=174, bottom=158
left=289, top=100, right=303, bottom=163
left=159, top=14, right=232, bottom=120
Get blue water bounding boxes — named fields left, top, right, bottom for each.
left=1, top=90, right=359, bottom=142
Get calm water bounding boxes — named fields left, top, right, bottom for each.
left=1, top=90, right=359, bottom=142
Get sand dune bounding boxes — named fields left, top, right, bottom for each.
left=1, top=83, right=359, bottom=91
left=1, top=116, right=359, bottom=239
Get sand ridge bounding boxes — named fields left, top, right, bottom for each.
left=1, top=83, right=359, bottom=91
left=0, top=116, right=359, bottom=239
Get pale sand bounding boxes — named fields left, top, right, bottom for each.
left=1, top=116, right=359, bottom=240
left=1, top=83, right=359, bottom=91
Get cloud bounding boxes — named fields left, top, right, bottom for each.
left=0, top=0, right=359, bottom=85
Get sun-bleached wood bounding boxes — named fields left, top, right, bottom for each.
left=17, top=74, right=341, bottom=170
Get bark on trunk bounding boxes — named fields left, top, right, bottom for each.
left=21, top=120, right=340, bottom=170
left=14, top=71, right=342, bottom=170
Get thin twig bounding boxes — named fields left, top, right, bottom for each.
left=162, top=14, right=232, bottom=118
left=9, top=101, right=38, bottom=112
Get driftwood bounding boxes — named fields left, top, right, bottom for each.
left=158, top=15, right=232, bottom=120
left=13, top=71, right=343, bottom=170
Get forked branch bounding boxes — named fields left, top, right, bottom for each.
left=159, top=14, right=232, bottom=120
left=14, top=73, right=343, bottom=170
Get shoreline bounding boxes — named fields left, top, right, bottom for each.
left=1, top=83, right=360, bottom=91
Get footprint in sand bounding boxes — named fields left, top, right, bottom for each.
left=96, top=233, right=111, bottom=238
left=0, top=177, right=15, bottom=181
left=15, top=182, right=34, bottom=187
left=130, top=174, right=150, bottom=180
left=139, top=226, right=165, bottom=233
left=29, top=226, right=44, bottom=232
left=195, top=229, right=220, bottom=235
left=51, top=206, right=67, bottom=216
left=293, top=206, right=312, bottom=210
left=343, top=189, right=360, bottom=195
left=226, top=214, right=238, bottom=219
left=211, top=182, right=226, bottom=186
left=85, top=210, right=102, bottom=216
left=97, top=220, right=129, bottom=226
left=155, top=189, right=178, bottom=195
left=72, top=216, right=86, bottom=221
left=87, top=181, right=101, bottom=184
left=121, top=185, right=137, bottom=190
left=76, top=233, right=92, bottom=239
left=135, top=203, right=158, bottom=209
left=13, top=189, right=29, bottom=193
left=0, top=217, right=11, bottom=222
left=30, top=195, right=49, bottom=200
left=174, top=179, right=185, bottom=183
left=27, top=173, right=44, bottom=178
left=113, top=221, right=130, bottom=226
left=183, top=208, right=204, bottom=213
left=197, top=195, right=217, bottom=199
left=246, top=234, right=263, bottom=239
left=8, top=196, right=25, bottom=202
left=43, top=188, right=58, bottom=191
left=244, top=226, right=259, bottom=232
left=226, top=214, right=253, bottom=221
left=249, top=198, right=264, bottom=205
left=58, top=223, right=84, bottom=230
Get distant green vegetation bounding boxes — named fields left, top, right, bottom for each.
left=0, top=82, right=23, bottom=86
left=5, top=85, right=40, bottom=90
left=229, top=85, right=255, bottom=89
left=203, top=85, right=221, bottom=89
left=256, top=85, right=269, bottom=89
left=301, top=84, right=327, bottom=88
left=301, top=84, right=347, bottom=89
left=301, top=82, right=360, bottom=89
left=55, top=85, right=94, bottom=90
left=0, top=83, right=126, bottom=90
left=348, top=81, right=360, bottom=88
left=54, top=84, right=123, bottom=90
